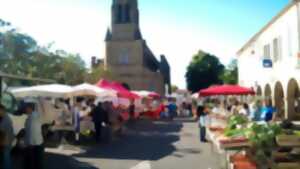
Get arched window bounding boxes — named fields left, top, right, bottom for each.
left=124, top=4, right=131, bottom=23
left=119, top=49, right=129, bottom=65
left=117, top=4, right=122, bottom=23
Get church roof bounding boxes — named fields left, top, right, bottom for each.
left=134, top=29, right=142, bottom=40
left=105, top=28, right=112, bottom=41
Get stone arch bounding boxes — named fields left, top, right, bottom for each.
left=264, top=84, right=273, bottom=106
left=264, top=84, right=272, bottom=100
left=256, top=86, right=262, bottom=96
left=287, top=78, right=300, bottom=120
left=274, top=81, right=285, bottom=119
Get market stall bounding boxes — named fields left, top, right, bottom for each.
left=198, top=85, right=300, bottom=169
left=12, top=84, right=73, bottom=98
left=198, top=85, right=256, bottom=169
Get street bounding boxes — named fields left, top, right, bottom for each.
left=44, top=118, right=220, bottom=169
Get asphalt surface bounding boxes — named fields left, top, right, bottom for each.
left=44, top=118, right=221, bottom=169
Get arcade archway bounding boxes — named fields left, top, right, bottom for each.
left=264, top=84, right=272, bottom=104
left=274, top=82, right=285, bottom=119
left=256, top=86, right=262, bottom=96
left=287, top=79, right=300, bottom=120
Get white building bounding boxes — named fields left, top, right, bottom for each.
left=237, top=0, right=300, bottom=120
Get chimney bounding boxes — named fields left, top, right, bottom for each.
left=91, top=56, right=97, bottom=68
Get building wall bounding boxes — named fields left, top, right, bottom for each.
left=105, top=40, right=165, bottom=95
left=238, top=3, right=300, bottom=120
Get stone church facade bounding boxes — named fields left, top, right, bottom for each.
left=101, top=0, right=171, bottom=95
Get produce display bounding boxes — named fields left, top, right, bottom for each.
left=207, top=113, right=300, bottom=169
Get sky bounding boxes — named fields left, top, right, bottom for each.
left=0, top=0, right=290, bottom=88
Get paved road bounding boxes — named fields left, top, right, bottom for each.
left=45, top=118, right=221, bottom=169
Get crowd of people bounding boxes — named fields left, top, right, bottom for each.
left=195, top=97, right=277, bottom=142
left=0, top=95, right=196, bottom=169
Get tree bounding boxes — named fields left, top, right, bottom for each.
left=0, top=19, right=88, bottom=86
left=85, top=66, right=115, bottom=84
left=171, top=85, right=179, bottom=93
left=221, top=59, right=238, bottom=85
left=185, top=50, right=225, bottom=93
left=58, top=53, right=87, bottom=85
left=221, top=59, right=238, bottom=84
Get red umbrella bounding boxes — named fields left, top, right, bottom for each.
left=199, top=85, right=255, bottom=97
left=96, top=79, right=140, bottom=99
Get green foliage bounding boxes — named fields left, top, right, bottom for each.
left=224, top=114, right=248, bottom=137
left=85, top=66, right=115, bottom=84
left=171, top=85, right=178, bottom=93
left=0, top=19, right=87, bottom=86
left=220, top=59, right=238, bottom=85
left=246, top=123, right=282, bottom=164
left=185, top=50, right=225, bottom=93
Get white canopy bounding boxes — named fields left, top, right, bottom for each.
left=132, top=90, right=160, bottom=98
left=133, top=91, right=150, bottom=97
left=72, top=83, right=117, bottom=99
left=11, top=84, right=73, bottom=98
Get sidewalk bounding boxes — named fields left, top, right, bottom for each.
left=27, top=118, right=221, bottom=169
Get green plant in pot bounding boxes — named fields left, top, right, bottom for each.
left=224, top=114, right=248, bottom=137
left=246, top=123, right=282, bottom=168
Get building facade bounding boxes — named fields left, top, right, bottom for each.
left=237, top=0, right=300, bottom=120
left=98, top=0, right=171, bottom=95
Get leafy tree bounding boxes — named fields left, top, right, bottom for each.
left=185, top=50, right=225, bottom=93
left=0, top=19, right=87, bottom=86
left=85, top=66, right=115, bottom=84
left=58, top=53, right=87, bottom=85
left=221, top=59, right=238, bottom=85
left=171, top=85, right=179, bottom=93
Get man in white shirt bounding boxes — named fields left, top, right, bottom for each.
left=24, top=102, right=44, bottom=169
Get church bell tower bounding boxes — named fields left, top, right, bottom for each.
left=104, top=0, right=168, bottom=95
left=106, top=0, right=142, bottom=41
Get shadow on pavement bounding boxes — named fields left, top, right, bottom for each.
left=45, top=152, right=99, bottom=169
left=73, top=120, right=183, bottom=161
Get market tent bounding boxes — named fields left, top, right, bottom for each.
left=11, top=84, right=73, bottom=98
left=72, top=83, right=117, bottom=99
left=199, top=85, right=255, bottom=97
left=96, top=79, right=140, bottom=99
left=191, top=93, right=199, bottom=99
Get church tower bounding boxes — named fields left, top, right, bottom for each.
left=106, top=0, right=142, bottom=41
left=104, top=0, right=170, bottom=95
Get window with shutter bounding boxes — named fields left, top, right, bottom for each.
left=263, top=44, right=271, bottom=59
left=273, top=38, right=279, bottom=62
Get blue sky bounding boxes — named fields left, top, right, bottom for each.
left=0, top=0, right=290, bottom=88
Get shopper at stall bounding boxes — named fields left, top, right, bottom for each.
left=91, top=102, right=108, bottom=142
left=0, top=104, right=14, bottom=169
left=239, top=103, right=250, bottom=117
left=250, top=100, right=263, bottom=121
left=24, top=102, right=44, bottom=169
left=261, top=99, right=276, bottom=122
left=73, top=100, right=82, bottom=142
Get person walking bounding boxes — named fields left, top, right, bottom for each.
left=0, top=104, right=14, bottom=169
left=91, top=102, right=109, bottom=142
left=24, top=102, right=44, bottom=169
left=198, top=104, right=209, bottom=142
left=167, top=100, right=177, bottom=120
left=129, top=99, right=135, bottom=120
